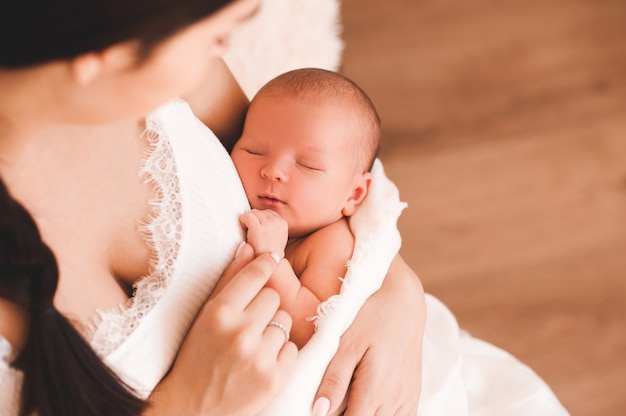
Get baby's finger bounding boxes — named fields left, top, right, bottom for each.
left=240, top=210, right=262, bottom=229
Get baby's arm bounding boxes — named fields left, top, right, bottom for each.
left=239, top=210, right=314, bottom=347
left=239, top=209, right=288, bottom=257
left=276, top=219, right=354, bottom=347
left=239, top=211, right=353, bottom=348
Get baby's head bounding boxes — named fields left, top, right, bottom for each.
left=232, top=68, right=381, bottom=237
left=251, top=68, right=381, bottom=171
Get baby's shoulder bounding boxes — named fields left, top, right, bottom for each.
left=284, top=220, right=352, bottom=284
left=302, top=219, right=355, bottom=259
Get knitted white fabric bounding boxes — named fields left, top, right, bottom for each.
left=98, top=98, right=250, bottom=397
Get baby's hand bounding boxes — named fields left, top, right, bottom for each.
left=239, top=209, right=288, bottom=257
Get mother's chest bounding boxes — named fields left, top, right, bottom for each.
left=9, top=126, right=155, bottom=325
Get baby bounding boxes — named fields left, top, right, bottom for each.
left=231, top=68, right=380, bottom=348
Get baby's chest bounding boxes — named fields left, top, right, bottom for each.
left=285, top=240, right=310, bottom=278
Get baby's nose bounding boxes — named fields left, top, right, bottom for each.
left=261, top=160, right=288, bottom=182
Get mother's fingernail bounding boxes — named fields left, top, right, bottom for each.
left=312, top=397, right=330, bottom=416
left=234, top=241, right=246, bottom=258
left=270, top=252, right=282, bottom=264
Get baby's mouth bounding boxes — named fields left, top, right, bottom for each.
left=258, top=193, right=286, bottom=206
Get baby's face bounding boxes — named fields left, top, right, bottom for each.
left=231, top=95, right=366, bottom=237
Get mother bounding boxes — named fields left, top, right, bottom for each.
left=0, top=0, right=425, bottom=415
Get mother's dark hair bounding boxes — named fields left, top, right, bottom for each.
left=1, top=0, right=235, bottom=68
left=0, top=178, right=147, bottom=416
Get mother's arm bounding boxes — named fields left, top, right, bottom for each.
left=314, top=255, right=426, bottom=416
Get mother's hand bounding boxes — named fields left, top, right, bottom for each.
left=314, top=255, right=426, bottom=416
left=148, top=243, right=298, bottom=416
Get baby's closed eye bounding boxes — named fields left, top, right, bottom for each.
left=243, top=147, right=264, bottom=155
left=296, top=160, right=324, bottom=172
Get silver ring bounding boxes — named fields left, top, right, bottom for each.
left=267, top=320, right=290, bottom=343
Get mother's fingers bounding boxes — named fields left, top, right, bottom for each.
left=218, top=249, right=281, bottom=309
left=260, top=310, right=298, bottom=388
left=263, top=310, right=293, bottom=347
left=275, top=338, right=298, bottom=380
left=245, top=287, right=281, bottom=328
left=210, top=242, right=255, bottom=299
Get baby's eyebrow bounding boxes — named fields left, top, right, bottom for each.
left=300, top=144, right=326, bottom=155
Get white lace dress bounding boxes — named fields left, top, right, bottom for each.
left=0, top=99, right=568, bottom=415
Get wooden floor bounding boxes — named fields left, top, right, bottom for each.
left=339, top=1, right=626, bottom=414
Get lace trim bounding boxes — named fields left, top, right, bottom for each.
left=307, top=275, right=345, bottom=328
left=87, top=117, right=182, bottom=357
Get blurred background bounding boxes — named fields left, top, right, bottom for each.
left=339, top=0, right=626, bottom=414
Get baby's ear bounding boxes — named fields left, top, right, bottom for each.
left=342, top=172, right=373, bottom=217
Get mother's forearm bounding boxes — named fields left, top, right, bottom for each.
left=385, top=254, right=426, bottom=317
